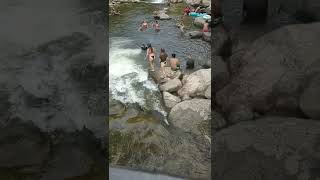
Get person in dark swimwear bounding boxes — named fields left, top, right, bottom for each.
left=146, top=44, right=156, bottom=71
left=159, top=48, right=168, bottom=77
left=141, top=44, right=148, bottom=50
left=153, top=21, right=160, bottom=32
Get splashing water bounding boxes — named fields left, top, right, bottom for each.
left=109, top=37, right=168, bottom=125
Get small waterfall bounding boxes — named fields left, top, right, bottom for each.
left=149, top=0, right=166, bottom=4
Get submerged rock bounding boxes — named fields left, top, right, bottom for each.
left=204, top=84, right=211, bottom=99
left=154, top=10, right=171, bottom=20
left=185, top=31, right=203, bottom=39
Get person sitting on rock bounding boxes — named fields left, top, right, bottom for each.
left=202, top=20, right=209, bottom=32
left=152, top=21, right=160, bottom=32
left=159, top=48, right=168, bottom=77
left=169, top=53, right=181, bottom=71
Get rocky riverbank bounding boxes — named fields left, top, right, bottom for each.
left=212, top=21, right=320, bottom=179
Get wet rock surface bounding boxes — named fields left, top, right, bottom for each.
left=178, top=68, right=211, bottom=98
left=169, top=98, right=211, bottom=135
left=213, top=20, right=320, bottom=180
left=214, top=117, right=320, bottom=180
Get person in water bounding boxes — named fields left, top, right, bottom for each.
left=202, top=20, right=209, bottom=32
left=139, top=19, right=148, bottom=31
left=159, top=48, right=168, bottom=77
left=146, top=44, right=156, bottom=71
left=152, top=21, right=160, bottom=32
left=169, top=53, right=180, bottom=71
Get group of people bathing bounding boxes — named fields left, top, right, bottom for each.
left=183, top=0, right=210, bottom=32
left=143, top=43, right=181, bottom=79
left=139, top=19, right=160, bottom=32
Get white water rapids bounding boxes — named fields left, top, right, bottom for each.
left=109, top=37, right=168, bottom=125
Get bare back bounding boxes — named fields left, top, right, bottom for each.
left=170, top=58, right=180, bottom=71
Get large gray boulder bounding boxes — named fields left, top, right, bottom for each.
left=154, top=10, right=171, bottom=20
left=159, top=13, right=171, bottom=20
left=178, top=69, right=211, bottom=99
left=204, top=84, right=211, bottom=99
left=212, top=111, right=226, bottom=129
left=163, top=92, right=181, bottom=109
left=216, top=23, right=320, bottom=122
left=213, top=116, right=320, bottom=180
left=213, top=56, right=229, bottom=92
left=169, top=98, right=211, bottom=135
left=203, top=32, right=211, bottom=42
left=300, top=74, right=320, bottom=120
left=212, top=25, right=230, bottom=56
left=159, top=78, right=182, bottom=92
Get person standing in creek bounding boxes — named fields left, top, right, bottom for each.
left=159, top=48, right=168, bottom=78
left=146, top=43, right=156, bottom=72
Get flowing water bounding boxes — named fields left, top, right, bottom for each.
left=109, top=1, right=211, bottom=179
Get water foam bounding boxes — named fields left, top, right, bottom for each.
left=109, top=38, right=168, bottom=125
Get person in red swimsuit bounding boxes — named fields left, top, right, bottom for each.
left=202, top=20, right=209, bottom=32
left=183, top=6, right=191, bottom=16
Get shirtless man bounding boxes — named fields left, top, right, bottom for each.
left=139, top=19, right=148, bottom=31
left=169, top=53, right=180, bottom=71
left=159, top=48, right=168, bottom=77
left=146, top=44, right=156, bottom=71
left=153, top=21, right=160, bottom=32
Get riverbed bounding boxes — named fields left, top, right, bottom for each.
left=109, top=1, right=211, bottom=179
